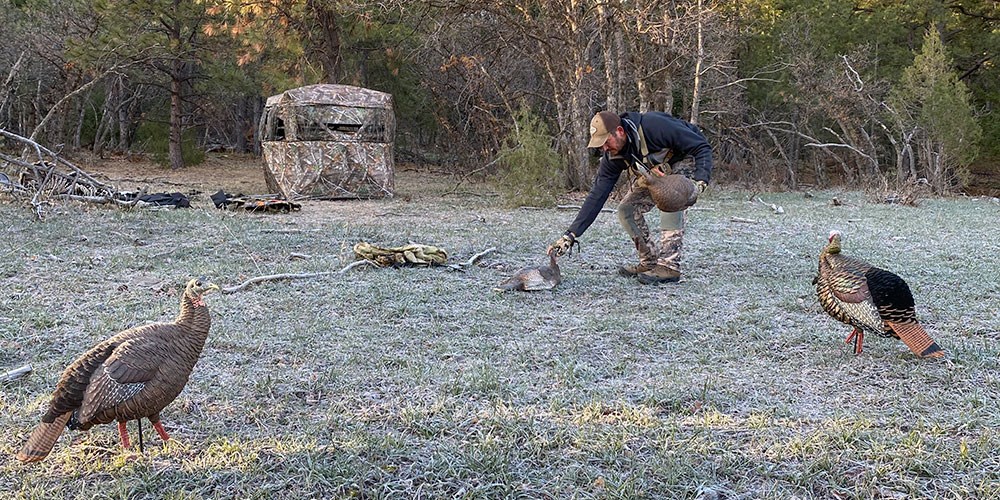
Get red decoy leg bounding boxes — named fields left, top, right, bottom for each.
left=153, top=421, right=171, bottom=441
left=845, top=328, right=865, bottom=354
left=118, top=421, right=131, bottom=449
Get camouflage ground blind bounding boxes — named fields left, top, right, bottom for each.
left=259, top=84, right=395, bottom=200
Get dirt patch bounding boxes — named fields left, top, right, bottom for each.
left=76, top=152, right=270, bottom=195
left=54, top=152, right=494, bottom=225
left=71, top=152, right=472, bottom=204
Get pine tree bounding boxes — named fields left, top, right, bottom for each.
left=892, top=26, right=981, bottom=193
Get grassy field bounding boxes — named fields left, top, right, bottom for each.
left=1, top=169, right=998, bottom=499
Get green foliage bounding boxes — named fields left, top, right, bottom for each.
left=78, top=95, right=102, bottom=147
left=742, top=0, right=918, bottom=113
left=369, top=61, right=438, bottom=151
left=892, top=27, right=981, bottom=190
left=492, top=107, right=562, bottom=208
left=978, top=98, right=1000, bottom=158
left=352, top=29, right=438, bottom=150
left=134, top=121, right=205, bottom=167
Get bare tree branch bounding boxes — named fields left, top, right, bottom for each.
left=0, top=51, right=26, bottom=117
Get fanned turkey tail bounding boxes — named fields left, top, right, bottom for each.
left=887, top=321, right=945, bottom=358
left=16, top=411, right=73, bottom=463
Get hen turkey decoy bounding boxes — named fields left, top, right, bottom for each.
left=495, top=249, right=561, bottom=292
left=17, top=278, right=220, bottom=463
left=815, top=231, right=943, bottom=358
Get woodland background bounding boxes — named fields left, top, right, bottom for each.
left=4, top=2, right=1000, bottom=496
left=1, top=0, right=997, bottom=197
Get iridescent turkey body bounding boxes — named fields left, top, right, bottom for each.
left=17, top=279, right=219, bottom=462
left=815, top=231, right=943, bottom=358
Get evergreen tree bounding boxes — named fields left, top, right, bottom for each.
left=892, top=26, right=981, bottom=192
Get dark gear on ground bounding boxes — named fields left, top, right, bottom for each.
left=211, top=190, right=301, bottom=213
left=353, top=242, right=448, bottom=267
left=116, top=192, right=191, bottom=208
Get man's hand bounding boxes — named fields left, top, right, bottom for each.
left=694, top=180, right=708, bottom=194
left=548, top=232, right=577, bottom=257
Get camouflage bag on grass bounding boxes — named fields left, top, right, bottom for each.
left=353, top=242, right=448, bottom=267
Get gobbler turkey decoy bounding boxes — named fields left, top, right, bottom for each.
left=815, top=231, right=943, bottom=358
left=494, top=249, right=561, bottom=292
left=17, top=278, right=220, bottom=463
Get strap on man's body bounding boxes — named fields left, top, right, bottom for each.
left=635, top=123, right=672, bottom=175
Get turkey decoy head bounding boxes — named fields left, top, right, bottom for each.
left=185, top=278, right=220, bottom=306
left=825, top=230, right=842, bottom=254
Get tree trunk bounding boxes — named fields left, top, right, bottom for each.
left=689, top=0, right=704, bottom=125
left=600, top=7, right=623, bottom=112
left=93, top=81, right=117, bottom=157
left=308, top=0, right=343, bottom=84
left=0, top=51, right=25, bottom=119
left=117, top=80, right=132, bottom=152
left=72, top=96, right=86, bottom=150
left=569, top=84, right=591, bottom=189
left=252, top=95, right=263, bottom=155
left=168, top=0, right=184, bottom=169
left=169, top=64, right=184, bottom=169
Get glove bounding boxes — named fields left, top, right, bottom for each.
left=548, top=231, right=577, bottom=257
left=694, top=180, right=708, bottom=194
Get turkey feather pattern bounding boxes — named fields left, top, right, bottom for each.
left=17, top=278, right=219, bottom=462
left=815, top=231, right=943, bottom=358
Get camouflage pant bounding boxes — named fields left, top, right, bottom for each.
left=616, top=179, right=686, bottom=271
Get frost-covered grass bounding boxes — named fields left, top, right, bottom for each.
left=2, top=174, right=999, bottom=498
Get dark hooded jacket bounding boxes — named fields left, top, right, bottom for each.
left=567, top=111, right=712, bottom=238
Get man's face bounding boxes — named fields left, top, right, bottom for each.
left=601, top=127, right=626, bottom=155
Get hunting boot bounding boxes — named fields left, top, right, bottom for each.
left=618, top=262, right=652, bottom=277
left=637, top=209, right=685, bottom=285
left=617, top=236, right=657, bottom=277
left=616, top=185, right=660, bottom=278
left=637, top=228, right=683, bottom=284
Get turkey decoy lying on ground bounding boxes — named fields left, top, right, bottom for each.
left=815, top=230, right=944, bottom=358
left=495, top=248, right=561, bottom=292
left=17, top=278, right=220, bottom=462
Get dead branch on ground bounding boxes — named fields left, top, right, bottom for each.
left=2, top=364, right=32, bottom=382
left=223, top=247, right=499, bottom=292
left=221, top=261, right=378, bottom=294
left=0, top=129, right=139, bottom=218
left=464, top=247, right=496, bottom=266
